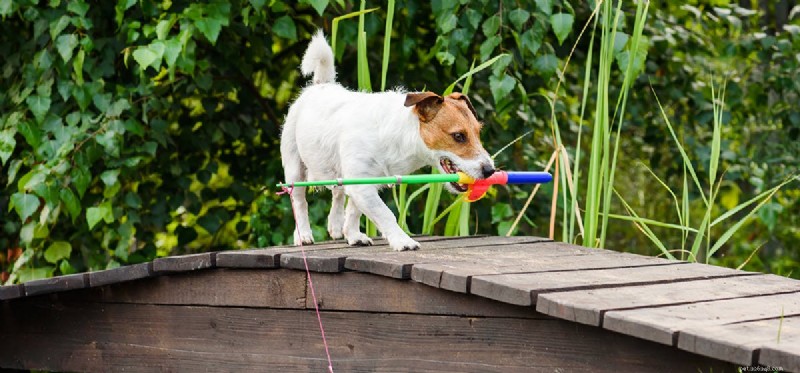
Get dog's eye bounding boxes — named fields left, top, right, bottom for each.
left=451, top=132, right=467, bottom=143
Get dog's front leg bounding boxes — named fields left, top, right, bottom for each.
left=327, top=187, right=346, bottom=240
left=345, top=185, right=420, bottom=251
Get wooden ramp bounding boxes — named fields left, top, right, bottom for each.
left=1, top=236, right=798, bottom=372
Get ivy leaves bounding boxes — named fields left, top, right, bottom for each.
left=430, top=1, right=576, bottom=107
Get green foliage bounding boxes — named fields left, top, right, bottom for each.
left=1, top=0, right=798, bottom=285
left=1, top=0, right=324, bottom=281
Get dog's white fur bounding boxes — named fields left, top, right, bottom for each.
left=281, top=30, right=493, bottom=251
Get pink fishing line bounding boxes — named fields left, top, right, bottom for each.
left=279, top=184, right=334, bottom=373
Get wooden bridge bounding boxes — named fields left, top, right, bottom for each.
left=1, top=236, right=798, bottom=372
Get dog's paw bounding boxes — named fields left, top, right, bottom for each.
left=389, top=236, right=420, bottom=252
left=327, top=222, right=344, bottom=240
left=346, top=232, right=373, bottom=246
left=294, top=229, right=315, bottom=246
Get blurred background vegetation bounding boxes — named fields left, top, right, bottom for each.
left=0, top=0, right=798, bottom=283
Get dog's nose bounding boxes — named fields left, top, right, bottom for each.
left=481, top=164, right=495, bottom=179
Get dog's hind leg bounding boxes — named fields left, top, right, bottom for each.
left=281, top=147, right=315, bottom=246
left=327, top=187, right=345, bottom=239
left=343, top=198, right=373, bottom=246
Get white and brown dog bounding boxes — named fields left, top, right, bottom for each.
left=280, top=31, right=495, bottom=251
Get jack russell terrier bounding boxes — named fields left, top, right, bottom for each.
left=280, top=31, right=495, bottom=251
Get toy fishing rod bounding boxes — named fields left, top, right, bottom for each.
left=276, top=171, right=552, bottom=202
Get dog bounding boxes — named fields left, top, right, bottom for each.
left=280, top=31, right=495, bottom=251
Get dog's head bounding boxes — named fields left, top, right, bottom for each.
left=405, top=91, right=495, bottom=194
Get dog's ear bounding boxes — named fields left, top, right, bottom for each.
left=448, top=92, right=478, bottom=120
left=405, top=92, right=444, bottom=122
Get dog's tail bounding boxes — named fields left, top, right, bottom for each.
left=301, top=30, right=336, bottom=84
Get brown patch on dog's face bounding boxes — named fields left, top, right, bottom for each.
left=405, top=92, right=486, bottom=159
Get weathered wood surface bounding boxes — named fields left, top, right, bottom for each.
left=470, top=262, right=748, bottom=306
left=23, top=272, right=88, bottom=297
left=536, top=274, right=800, bottom=327
left=411, top=246, right=669, bottom=293
left=88, top=262, right=153, bottom=287
left=279, top=235, right=548, bottom=275
left=604, top=292, right=800, bottom=346
left=152, top=252, right=215, bottom=272
left=677, top=315, right=800, bottom=369
left=1, top=235, right=799, bottom=371
left=0, top=297, right=730, bottom=372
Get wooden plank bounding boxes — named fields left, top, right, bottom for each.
left=537, top=274, right=800, bottom=327
left=280, top=236, right=549, bottom=275
left=676, top=316, right=800, bottom=367
left=152, top=252, right=215, bottom=273
left=215, top=239, right=359, bottom=268
left=0, top=298, right=732, bottom=372
left=345, top=238, right=577, bottom=280
left=220, top=236, right=456, bottom=270
left=88, top=262, right=154, bottom=287
left=23, top=273, right=88, bottom=297
left=308, top=271, right=543, bottom=319
left=604, top=292, right=800, bottom=346
left=412, top=248, right=669, bottom=293
left=79, top=269, right=307, bottom=309
left=0, top=284, right=23, bottom=301
left=760, top=339, right=800, bottom=373
left=470, top=262, right=744, bottom=306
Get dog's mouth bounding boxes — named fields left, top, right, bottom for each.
left=440, top=157, right=468, bottom=192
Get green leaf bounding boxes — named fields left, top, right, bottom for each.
left=0, top=128, right=16, bottom=165
left=132, top=47, right=158, bottom=70
left=50, top=15, right=71, bottom=40
left=163, top=38, right=181, bottom=67
left=272, top=15, right=296, bottom=40
left=73, top=49, right=85, bottom=84
left=533, top=53, right=558, bottom=76
left=67, top=0, right=89, bottom=17
left=59, top=188, right=81, bottom=221
left=44, top=241, right=72, bottom=263
left=17, top=267, right=53, bottom=283
left=156, top=18, right=174, bottom=40
left=7, top=159, right=22, bottom=186
left=196, top=17, right=223, bottom=44
left=198, top=214, right=222, bottom=234
left=521, top=27, right=543, bottom=56
left=479, top=35, right=501, bottom=61
left=0, top=0, right=12, bottom=16
left=307, top=0, right=328, bottom=16
left=124, top=191, right=142, bottom=208
left=56, top=34, right=79, bottom=62
left=26, top=94, right=51, bottom=124
left=106, top=98, right=130, bottom=117
left=508, top=9, right=530, bottom=31
left=71, top=166, right=91, bottom=197
left=535, top=0, right=553, bottom=15
left=482, top=14, right=501, bottom=36
left=439, top=13, right=457, bottom=34
left=489, top=74, right=516, bottom=103
left=11, top=193, right=40, bottom=222
left=465, top=8, right=481, bottom=30
left=86, top=202, right=112, bottom=229
left=551, top=13, right=574, bottom=45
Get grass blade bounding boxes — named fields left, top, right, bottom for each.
left=708, top=177, right=796, bottom=258
left=444, top=54, right=509, bottom=95
left=380, top=0, right=395, bottom=91
left=614, top=188, right=676, bottom=260
left=331, top=7, right=379, bottom=56
left=651, top=86, right=709, bottom=207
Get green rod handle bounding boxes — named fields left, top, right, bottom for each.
left=277, top=173, right=463, bottom=188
